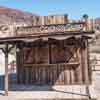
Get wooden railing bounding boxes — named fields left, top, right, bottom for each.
left=23, top=62, right=81, bottom=85
left=24, top=62, right=80, bottom=67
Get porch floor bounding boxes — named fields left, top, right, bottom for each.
left=0, top=85, right=97, bottom=100
left=0, top=71, right=99, bottom=100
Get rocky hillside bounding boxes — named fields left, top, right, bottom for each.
left=0, top=6, right=37, bottom=25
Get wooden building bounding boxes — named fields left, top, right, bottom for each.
left=16, top=32, right=91, bottom=85
left=0, top=15, right=94, bottom=96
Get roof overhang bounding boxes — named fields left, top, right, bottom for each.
left=0, top=31, right=94, bottom=44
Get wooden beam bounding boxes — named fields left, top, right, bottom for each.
left=0, top=31, right=94, bottom=44
left=0, top=48, right=5, bottom=54
left=8, top=45, right=15, bottom=53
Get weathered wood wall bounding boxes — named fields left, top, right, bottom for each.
left=32, top=15, right=68, bottom=26
left=16, top=38, right=91, bottom=85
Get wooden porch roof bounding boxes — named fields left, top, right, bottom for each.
left=0, top=32, right=94, bottom=44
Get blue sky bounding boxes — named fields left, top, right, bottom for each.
left=0, top=0, right=99, bottom=19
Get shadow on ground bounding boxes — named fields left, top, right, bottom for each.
left=0, top=73, right=16, bottom=90
left=0, top=74, right=4, bottom=90
left=0, top=73, right=53, bottom=91
left=0, top=74, right=96, bottom=99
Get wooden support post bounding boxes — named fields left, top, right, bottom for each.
left=83, top=38, right=91, bottom=99
left=4, top=44, right=8, bottom=96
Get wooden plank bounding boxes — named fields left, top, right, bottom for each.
left=57, top=64, right=60, bottom=84
left=35, top=65, right=38, bottom=84
left=31, top=67, right=34, bottom=84
left=25, top=68, right=29, bottom=84
left=64, top=65, right=70, bottom=84
left=70, top=68, right=75, bottom=84
left=77, top=47, right=83, bottom=84
left=54, top=64, right=57, bottom=85
left=45, top=65, right=48, bottom=84
left=24, top=62, right=79, bottom=67
left=61, top=64, right=65, bottom=85
left=42, top=66, right=46, bottom=84
left=59, top=64, right=64, bottom=85
left=64, top=65, right=67, bottom=84
left=33, top=65, right=36, bottom=84
left=55, top=64, right=59, bottom=85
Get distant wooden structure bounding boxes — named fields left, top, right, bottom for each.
left=0, top=15, right=94, bottom=96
